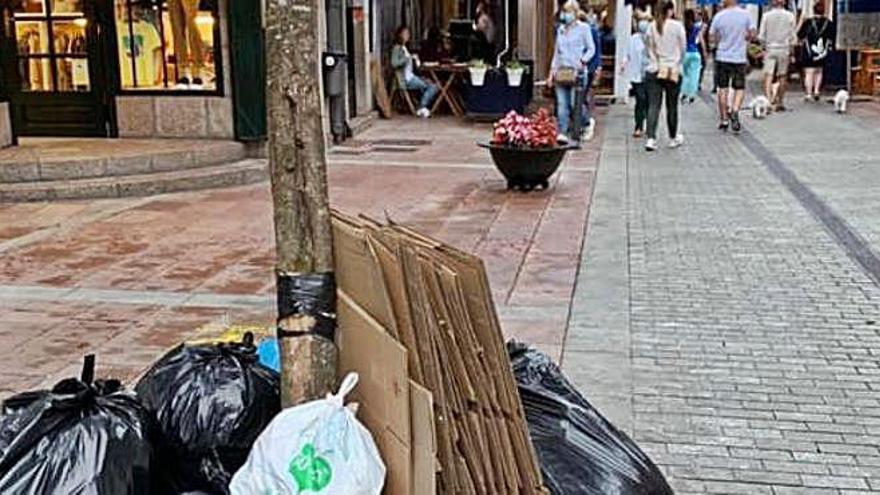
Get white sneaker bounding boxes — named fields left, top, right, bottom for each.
left=669, top=134, right=684, bottom=148
left=645, top=138, right=658, bottom=151
left=557, top=133, right=570, bottom=144
left=416, top=108, right=430, bottom=118
left=582, top=119, right=596, bottom=141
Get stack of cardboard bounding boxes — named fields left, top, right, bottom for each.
left=332, top=211, right=546, bottom=494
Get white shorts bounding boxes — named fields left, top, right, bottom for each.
left=763, top=50, right=790, bottom=78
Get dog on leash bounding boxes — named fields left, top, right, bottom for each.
left=834, top=89, right=849, bottom=113
left=750, top=96, right=771, bottom=119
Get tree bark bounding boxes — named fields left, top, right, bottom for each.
left=266, top=0, right=337, bottom=407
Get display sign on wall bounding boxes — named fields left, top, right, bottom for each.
left=837, top=0, right=880, bottom=49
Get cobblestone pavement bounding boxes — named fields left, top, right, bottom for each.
left=0, top=115, right=602, bottom=397
left=566, top=96, right=880, bottom=493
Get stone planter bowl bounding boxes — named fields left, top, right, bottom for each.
left=477, top=141, right=578, bottom=191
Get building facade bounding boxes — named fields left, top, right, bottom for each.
left=0, top=0, right=374, bottom=145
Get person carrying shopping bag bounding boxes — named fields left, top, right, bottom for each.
left=644, top=1, right=686, bottom=151
left=548, top=0, right=596, bottom=143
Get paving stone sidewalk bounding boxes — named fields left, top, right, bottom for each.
left=0, top=116, right=602, bottom=397
left=566, top=97, right=880, bottom=493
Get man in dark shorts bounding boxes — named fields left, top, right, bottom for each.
left=709, top=0, right=755, bottom=132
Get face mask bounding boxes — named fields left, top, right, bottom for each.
left=638, top=20, right=650, bottom=33
left=560, top=12, right=575, bottom=24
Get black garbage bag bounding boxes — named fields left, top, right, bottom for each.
left=0, top=357, right=152, bottom=494
left=135, top=334, right=281, bottom=495
left=507, top=342, right=673, bottom=495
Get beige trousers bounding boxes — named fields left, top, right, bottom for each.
left=168, top=0, right=204, bottom=79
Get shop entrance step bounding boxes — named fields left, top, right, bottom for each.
left=0, top=159, right=268, bottom=202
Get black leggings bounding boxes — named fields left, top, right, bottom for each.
left=646, top=72, right=681, bottom=140
left=632, top=82, right=648, bottom=132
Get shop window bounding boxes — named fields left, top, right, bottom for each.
left=11, top=0, right=90, bottom=92
left=115, top=0, right=220, bottom=91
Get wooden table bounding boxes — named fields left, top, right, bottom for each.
left=421, top=63, right=468, bottom=117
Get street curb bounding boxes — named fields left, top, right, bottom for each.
left=562, top=105, right=634, bottom=435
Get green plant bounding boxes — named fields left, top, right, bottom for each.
left=505, top=59, right=527, bottom=71
left=468, top=59, right=487, bottom=69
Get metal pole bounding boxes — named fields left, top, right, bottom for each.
left=845, top=0, right=852, bottom=93
left=496, top=0, right=511, bottom=66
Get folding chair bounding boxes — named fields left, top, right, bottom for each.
left=389, top=73, right=419, bottom=116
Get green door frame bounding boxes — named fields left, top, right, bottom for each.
left=228, top=0, right=266, bottom=141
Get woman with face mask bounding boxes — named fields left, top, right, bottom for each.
left=549, top=0, right=596, bottom=142
left=622, top=19, right=651, bottom=137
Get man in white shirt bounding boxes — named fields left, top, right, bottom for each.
left=709, top=0, right=756, bottom=133
left=759, top=0, right=796, bottom=110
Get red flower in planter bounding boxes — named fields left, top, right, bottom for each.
left=491, top=109, right=558, bottom=148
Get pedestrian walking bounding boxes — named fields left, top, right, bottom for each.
left=644, top=1, right=686, bottom=151
left=579, top=8, right=603, bottom=141
left=549, top=0, right=596, bottom=143
left=758, top=0, right=796, bottom=111
left=709, top=0, right=756, bottom=133
left=697, top=9, right=710, bottom=92
left=681, top=9, right=704, bottom=103
left=391, top=26, right=439, bottom=118
left=621, top=19, right=650, bottom=137
left=797, top=1, right=835, bottom=102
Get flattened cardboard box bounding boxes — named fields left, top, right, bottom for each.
left=333, top=215, right=437, bottom=494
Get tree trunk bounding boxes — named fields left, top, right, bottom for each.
left=266, top=0, right=337, bottom=407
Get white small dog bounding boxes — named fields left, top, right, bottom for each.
left=834, top=89, right=849, bottom=113
left=750, top=96, right=771, bottom=119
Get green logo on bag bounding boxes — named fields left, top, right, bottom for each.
left=289, top=443, right=332, bottom=492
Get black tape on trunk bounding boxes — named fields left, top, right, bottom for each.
left=276, top=272, right=336, bottom=340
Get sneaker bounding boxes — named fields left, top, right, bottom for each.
left=191, top=77, right=204, bottom=87
left=730, top=112, right=742, bottom=133
left=174, top=77, right=190, bottom=89
left=804, top=94, right=813, bottom=102
left=416, top=108, right=430, bottom=118
left=775, top=104, right=787, bottom=112
left=582, top=120, right=596, bottom=141
left=557, top=133, right=570, bottom=144
left=633, top=129, right=643, bottom=138
left=813, top=94, right=821, bottom=102
left=688, top=97, right=696, bottom=104
left=669, top=134, right=684, bottom=148
left=645, top=138, right=658, bottom=151
left=719, top=120, right=730, bottom=131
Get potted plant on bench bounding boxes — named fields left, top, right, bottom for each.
left=505, top=59, right=527, bottom=87
left=468, top=59, right=489, bottom=86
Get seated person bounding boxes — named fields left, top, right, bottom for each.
left=391, top=25, right=440, bottom=118
left=420, top=26, right=452, bottom=63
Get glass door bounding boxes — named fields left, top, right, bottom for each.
left=1, top=0, right=112, bottom=136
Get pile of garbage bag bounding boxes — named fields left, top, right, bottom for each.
left=0, top=334, right=283, bottom=495
left=507, top=342, right=674, bottom=495
left=0, top=333, right=673, bottom=495
left=0, top=357, right=153, bottom=494
left=136, top=333, right=281, bottom=494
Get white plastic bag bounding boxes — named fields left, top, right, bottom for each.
left=229, top=373, right=385, bottom=495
